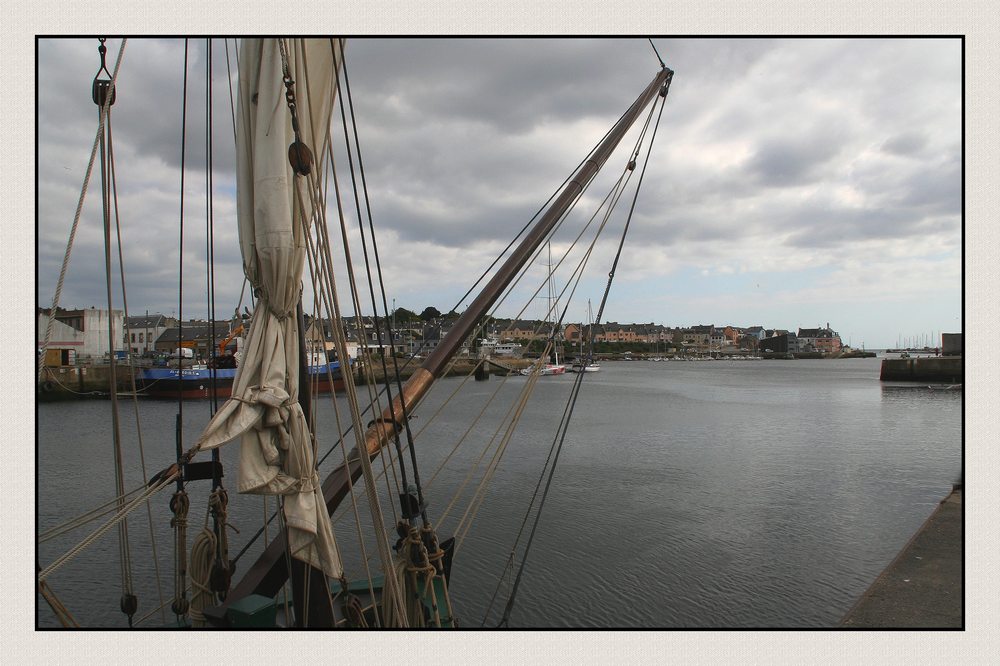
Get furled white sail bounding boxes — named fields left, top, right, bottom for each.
left=195, top=38, right=342, bottom=578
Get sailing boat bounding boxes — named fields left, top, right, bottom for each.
left=37, top=37, right=673, bottom=628
left=571, top=300, right=601, bottom=373
left=521, top=244, right=566, bottom=377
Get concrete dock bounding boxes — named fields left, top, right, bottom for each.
left=840, top=488, right=963, bottom=628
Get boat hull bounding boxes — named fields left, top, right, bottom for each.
left=137, top=363, right=347, bottom=399
left=521, top=363, right=566, bottom=376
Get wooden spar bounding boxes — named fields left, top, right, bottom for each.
left=205, top=65, right=672, bottom=624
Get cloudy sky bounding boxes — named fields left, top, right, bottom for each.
left=37, top=37, right=961, bottom=349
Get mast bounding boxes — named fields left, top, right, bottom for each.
left=208, top=63, right=673, bottom=621
left=547, top=242, right=558, bottom=367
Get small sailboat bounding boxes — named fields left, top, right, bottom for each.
left=571, top=300, right=601, bottom=373
left=521, top=244, right=566, bottom=376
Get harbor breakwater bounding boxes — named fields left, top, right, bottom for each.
left=879, top=356, right=963, bottom=383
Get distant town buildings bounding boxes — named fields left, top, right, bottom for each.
left=39, top=305, right=854, bottom=366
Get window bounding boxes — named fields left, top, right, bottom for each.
left=139, top=332, right=144, bottom=343
left=131, top=333, right=135, bottom=342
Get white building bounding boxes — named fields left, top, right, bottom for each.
left=38, top=307, right=124, bottom=363
left=126, top=313, right=176, bottom=356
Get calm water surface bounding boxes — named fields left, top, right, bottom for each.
left=37, top=358, right=962, bottom=628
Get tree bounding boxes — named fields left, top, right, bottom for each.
left=419, top=306, right=442, bottom=321
left=392, top=306, right=419, bottom=323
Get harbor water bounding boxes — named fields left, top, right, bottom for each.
left=36, top=357, right=962, bottom=628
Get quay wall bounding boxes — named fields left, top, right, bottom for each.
left=840, top=487, right=962, bottom=628
left=879, top=356, right=963, bottom=383
left=37, top=365, right=134, bottom=400
left=37, top=357, right=531, bottom=400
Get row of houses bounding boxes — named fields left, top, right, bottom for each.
left=539, top=321, right=842, bottom=354
left=38, top=307, right=436, bottom=365
left=38, top=307, right=845, bottom=366
left=430, top=318, right=844, bottom=355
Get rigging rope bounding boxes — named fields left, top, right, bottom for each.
left=169, top=39, right=193, bottom=625
left=38, top=575, right=80, bottom=628
left=436, top=122, right=642, bottom=541
left=298, top=164, right=383, bottom=624
left=38, top=485, right=145, bottom=542
left=648, top=38, right=666, bottom=68
left=314, top=135, right=404, bottom=526
left=188, top=525, right=216, bottom=627
left=38, top=473, right=179, bottom=582
left=339, top=43, right=428, bottom=526
left=282, top=38, right=407, bottom=624
left=106, top=112, right=168, bottom=624
left=38, top=38, right=126, bottom=384
left=296, top=152, right=409, bottom=624
left=495, top=75, right=672, bottom=627
left=93, top=42, right=137, bottom=626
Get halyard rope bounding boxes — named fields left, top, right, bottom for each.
left=38, top=38, right=127, bottom=384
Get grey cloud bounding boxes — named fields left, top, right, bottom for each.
left=744, top=124, right=848, bottom=188
left=38, top=37, right=961, bottom=321
left=881, top=131, right=927, bottom=156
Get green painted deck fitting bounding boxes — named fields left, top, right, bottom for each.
left=226, top=593, right=278, bottom=628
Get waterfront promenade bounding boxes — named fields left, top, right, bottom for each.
left=840, top=487, right=963, bottom=628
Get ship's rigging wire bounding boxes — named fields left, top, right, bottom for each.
left=91, top=37, right=141, bottom=627
left=449, top=165, right=639, bottom=558
left=649, top=38, right=666, bottom=69
left=339, top=39, right=428, bottom=529
left=440, top=100, right=657, bottom=543
left=320, top=137, right=626, bottom=537
left=300, top=97, right=626, bottom=476
left=495, top=73, right=672, bottom=627
left=206, top=38, right=222, bottom=418
left=175, top=39, right=190, bottom=454
left=104, top=98, right=168, bottom=626
left=273, top=40, right=344, bottom=628
left=321, top=96, right=405, bottom=529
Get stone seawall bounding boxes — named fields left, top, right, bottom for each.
left=37, top=365, right=135, bottom=400
left=879, top=356, right=963, bottom=383
left=840, top=488, right=962, bottom=628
